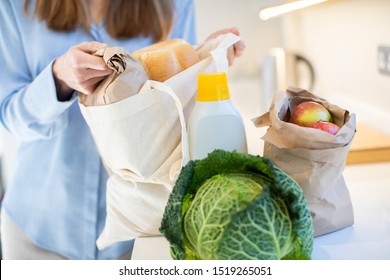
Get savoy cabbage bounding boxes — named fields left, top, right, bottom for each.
left=160, top=150, right=314, bottom=260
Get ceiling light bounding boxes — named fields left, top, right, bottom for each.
left=259, top=0, right=327, bottom=20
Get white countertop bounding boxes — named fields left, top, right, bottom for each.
left=312, top=162, right=390, bottom=259
left=132, top=161, right=390, bottom=260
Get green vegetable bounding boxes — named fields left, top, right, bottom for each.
left=160, top=150, right=314, bottom=260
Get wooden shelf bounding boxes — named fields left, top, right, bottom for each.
left=347, top=123, right=390, bottom=164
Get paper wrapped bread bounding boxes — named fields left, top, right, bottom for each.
left=78, top=39, right=200, bottom=106
left=133, top=39, right=200, bottom=82
left=78, top=47, right=148, bottom=106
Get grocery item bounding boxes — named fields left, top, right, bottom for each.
left=289, top=101, right=333, bottom=127
left=79, top=39, right=200, bottom=106
left=187, top=72, right=247, bottom=160
left=133, top=38, right=200, bottom=82
left=160, top=150, right=314, bottom=260
left=289, top=100, right=340, bottom=135
left=252, top=86, right=356, bottom=236
left=78, top=47, right=148, bottom=106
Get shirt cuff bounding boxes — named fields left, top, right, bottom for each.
left=24, top=60, right=77, bottom=121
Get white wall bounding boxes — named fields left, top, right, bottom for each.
left=195, top=0, right=390, bottom=130
left=282, top=0, right=390, bottom=130
left=194, top=0, right=285, bottom=78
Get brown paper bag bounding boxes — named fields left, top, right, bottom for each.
left=252, top=86, right=356, bottom=236
left=78, top=47, right=148, bottom=106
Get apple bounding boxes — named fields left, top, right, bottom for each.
left=289, top=101, right=333, bottom=127
left=310, top=121, right=340, bottom=135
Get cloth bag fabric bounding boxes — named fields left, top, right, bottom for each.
left=252, top=87, right=356, bottom=236
left=78, top=34, right=241, bottom=250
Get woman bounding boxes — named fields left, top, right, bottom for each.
left=0, top=0, right=244, bottom=259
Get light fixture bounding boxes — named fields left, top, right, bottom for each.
left=259, top=0, right=327, bottom=20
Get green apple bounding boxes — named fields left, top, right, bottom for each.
left=289, top=101, right=333, bottom=127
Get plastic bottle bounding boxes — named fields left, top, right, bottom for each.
left=188, top=72, right=247, bottom=160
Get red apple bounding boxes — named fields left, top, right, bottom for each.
left=289, top=101, right=333, bottom=127
left=310, top=121, right=340, bottom=135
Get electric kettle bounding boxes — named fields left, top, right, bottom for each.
left=260, top=48, right=315, bottom=112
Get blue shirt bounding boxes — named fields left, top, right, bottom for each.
left=0, top=0, right=196, bottom=260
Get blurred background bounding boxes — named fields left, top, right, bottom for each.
left=1, top=0, right=389, bottom=190
left=195, top=0, right=390, bottom=155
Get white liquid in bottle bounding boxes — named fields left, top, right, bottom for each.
left=188, top=72, right=247, bottom=160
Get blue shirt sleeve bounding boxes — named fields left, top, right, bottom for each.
left=0, top=0, right=76, bottom=142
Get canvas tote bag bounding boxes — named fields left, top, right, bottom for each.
left=78, top=34, right=241, bottom=249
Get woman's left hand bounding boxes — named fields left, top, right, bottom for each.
left=205, top=27, right=246, bottom=66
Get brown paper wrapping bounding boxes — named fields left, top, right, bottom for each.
left=78, top=47, right=148, bottom=106
left=252, top=86, right=356, bottom=236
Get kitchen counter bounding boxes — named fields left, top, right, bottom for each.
left=132, top=161, right=390, bottom=260
left=131, top=78, right=390, bottom=260
left=313, top=162, right=390, bottom=259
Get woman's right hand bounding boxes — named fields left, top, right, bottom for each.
left=52, top=41, right=112, bottom=101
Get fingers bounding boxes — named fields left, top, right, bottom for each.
left=82, top=67, right=112, bottom=80
left=67, top=65, right=112, bottom=95
left=53, top=41, right=113, bottom=96
left=70, top=66, right=112, bottom=93
left=206, top=27, right=240, bottom=41
left=227, top=47, right=236, bottom=67
left=226, top=41, right=246, bottom=66
left=233, top=40, right=246, bottom=58
left=75, top=54, right=111, bottom=72
left=224, top=27, right=240, bottom=36
left=78, top=76, right=108, bottom=95
left=71, top=44, right=110, bottom=71
left=77, top=41, right=108, bottom=54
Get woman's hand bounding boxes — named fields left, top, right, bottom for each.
left=52, top=41, right=112, bottom=101
left=205, top=27, right=246, bottom=66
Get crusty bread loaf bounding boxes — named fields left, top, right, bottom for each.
left=132, top=39, right=200, bottom=82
